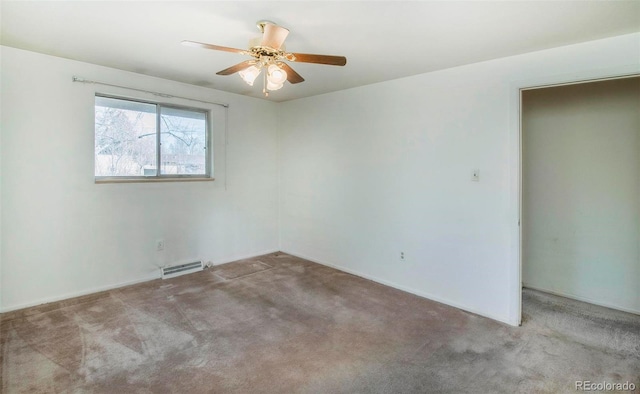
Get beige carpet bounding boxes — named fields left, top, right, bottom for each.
left=1, top=252, right=638, bottom=393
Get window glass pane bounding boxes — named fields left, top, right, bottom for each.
left=95, top=97, right=157, bottom=176
left=160, top=106, right=207, bottom=175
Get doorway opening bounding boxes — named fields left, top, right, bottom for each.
left=519, top=75, right=640, bottom=324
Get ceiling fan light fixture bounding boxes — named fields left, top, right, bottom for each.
left=267, top=64, right=287, bottom=85
left=239, top=65, right=261, bottom=86
left=183, top=20, right=346, bottom=97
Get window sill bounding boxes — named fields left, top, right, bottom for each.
left=95, top=177, right=215, bottom=184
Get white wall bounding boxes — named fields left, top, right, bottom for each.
left=0, top=46, right=279, bottom=312
left=522, top=78, right=640, bottom=314
left=278, top=33, right=640, bottom=325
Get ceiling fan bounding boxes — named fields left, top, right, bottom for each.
left=182, top=21, right=347, bottom=96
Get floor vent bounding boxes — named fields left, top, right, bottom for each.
left=161, top=261, right=203, bottom=279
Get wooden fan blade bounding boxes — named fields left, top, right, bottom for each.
left=261, top=23, right=289, bottom=50
left=182, top=40, right=247, bottom=55
left=289, top=53, right=347, bottom=66
left=216, top=60, right=256, bottom=76
left=279, top=63, right=305, bottom=84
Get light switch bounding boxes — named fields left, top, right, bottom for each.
left=471, top=169, right=480, bottom=182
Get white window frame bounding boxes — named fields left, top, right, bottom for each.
left=94, top=94, right=213, bottom=182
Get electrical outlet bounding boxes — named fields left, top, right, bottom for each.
left=400, top=251, right=405, bottom=261
left=156, top=240, right=165, bottom=251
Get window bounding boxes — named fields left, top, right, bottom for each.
left=94, top=95, right=211, bottom=181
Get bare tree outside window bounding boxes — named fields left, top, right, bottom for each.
left=160, top=107, right=207, bottom=175
left=94, top=96, right=210, bottom=180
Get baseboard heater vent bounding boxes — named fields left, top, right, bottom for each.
left=161, top=261, right=203, bottom=279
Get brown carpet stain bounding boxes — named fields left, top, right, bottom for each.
left=1, top=252, right=639, bottom=393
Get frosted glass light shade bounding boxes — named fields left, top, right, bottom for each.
left=266, top=80, right=284, bottom=91
left=239, top=66, right=261, bottom=86
left=267, top=64, right=287, bottom=84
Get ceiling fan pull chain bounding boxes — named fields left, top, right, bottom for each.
left=263, top=71, right=269, bottom=97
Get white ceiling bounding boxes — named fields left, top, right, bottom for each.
left=2, top=1, right=639, bottom=102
